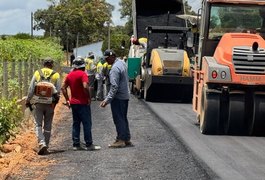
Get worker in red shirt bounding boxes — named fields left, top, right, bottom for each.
left=61, top=57, right=101, bottom=151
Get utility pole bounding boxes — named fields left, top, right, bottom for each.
left=76, top=32, right=79, bottom=57
left=50, top=26, right=52, bottom=37
left=107, top=21, right=110, bottom=49
left=66, top=23, right=69, bottom=66
left=31, top=12, right=33, bottom=37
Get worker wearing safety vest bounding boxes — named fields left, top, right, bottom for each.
left=103, top=61, right=112, bottom=94
left=85, top=52, right=96, bottom=100
left=26, top=58, right=60, bottom=155
left=95, top=58, right=105, bottom=101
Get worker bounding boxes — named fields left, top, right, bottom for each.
left=138, top=37, right=147, bottom=49
left=95, top=57, right=105, bottom=101
left=100, top=49, right=132, bottom=148
left=26, top=58, right=61, bottom=155
left=85, top=52, right=96, bottom=100
left=103, top=61, right=112, bottom=95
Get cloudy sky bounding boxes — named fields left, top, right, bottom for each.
left=0, top=0, right=126, bottom=35
left=187, top=0, right=201, bottom=13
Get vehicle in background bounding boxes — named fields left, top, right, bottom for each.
left=128, top=0, right=195, bottom=102
left=193, top=0, right=265, bottom=136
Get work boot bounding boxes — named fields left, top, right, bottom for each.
left=38, top=144, right=48, bottom=155
left=84, top=144, right=101, bottom=151
left=73, top=146, right=84, bottom=151
left=108, top=140, right=126, bottom=148
left=125, top=141, right=134, bottom=147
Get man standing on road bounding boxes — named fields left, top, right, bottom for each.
left=70, top=53, right=75, bottom=67
left=95, top=57, right=105, bottom=101
left=85, top=52, right=96, bottom=100
left=103, top=61, right=112, bottom=95
left=100, top=50, right=132, bottom=148
left=26, top=58, right=61, bottom=155
left=61, top=57, right=101, bottom=151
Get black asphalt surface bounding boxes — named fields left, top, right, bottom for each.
left=9, top=95, right=216, bottom=180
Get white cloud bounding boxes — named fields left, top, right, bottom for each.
left=0, top=0, right=126, bottom=35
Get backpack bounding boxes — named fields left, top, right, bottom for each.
left=31, top=70, right=58, bottom=104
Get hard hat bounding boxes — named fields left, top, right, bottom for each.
left=73, top=57, right=85, bottom=69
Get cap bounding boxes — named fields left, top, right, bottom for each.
left=43, top=57, right=54, bottom=65
left=73, top=57, right=85, bottom=69
left=103, top=49, right=116, bottom=58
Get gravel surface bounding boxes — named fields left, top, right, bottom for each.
left=9, top=95, right=214, bottom=180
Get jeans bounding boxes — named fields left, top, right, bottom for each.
left=110, top=98, right=131, bottom=141
left=71, top=104, right=93, bottom=147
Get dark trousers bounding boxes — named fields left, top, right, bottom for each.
left=71, top=104, right=93, bottom=146
left=110, top=98, right=131, bottom=141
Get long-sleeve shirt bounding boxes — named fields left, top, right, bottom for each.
left=105, top=59, right=130, bottom=104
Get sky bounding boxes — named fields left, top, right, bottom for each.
left=0, top=0, right=127, bottom=35
left=187, top=0, right=201, bottom=13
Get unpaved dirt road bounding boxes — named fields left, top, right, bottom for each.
left=7, top=95, right=214, bottom=180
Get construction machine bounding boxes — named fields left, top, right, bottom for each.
left=193, top=0, right=265, bottom=136
left=128, top=0, right=194, bottom=102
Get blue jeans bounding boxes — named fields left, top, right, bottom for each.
left=71, top=104, right=93, bottom=147
left=110, top=98, right=131, bottom=141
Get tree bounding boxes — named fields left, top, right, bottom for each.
left=119, top=0, right=133, bottom=36
left=184, top=0, right=197, bottom=15
left=34, top=0, right=113, bottom=51
left=101, top=26, right=130, bottom=58
left=119, top=0, right=132, bottom=19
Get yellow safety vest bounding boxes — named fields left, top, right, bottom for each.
left=85, top=58, right=94, bottom=71
left=103, top=62, right=112, bottom=70
left=34, top=67, right=60, bottom=84
left=97, top=62, right=104, bottom=73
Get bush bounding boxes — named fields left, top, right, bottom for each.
left=8, top=79, right=20, bottom=99
left=0, top=98, right=23, bottom=144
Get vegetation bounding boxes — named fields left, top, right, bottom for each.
left=33, top=0, right=135, bottom=56
left=119, top=0, right=133, bottom=35
left=34, top=0, right=113, bottom=51
left=0, top=98, right=23, bottom=144
left=0, top=38, right=64, bottom=145
left=0, top=38, right=64, bottom=62
left=101, top=30, right=130, bottom=58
